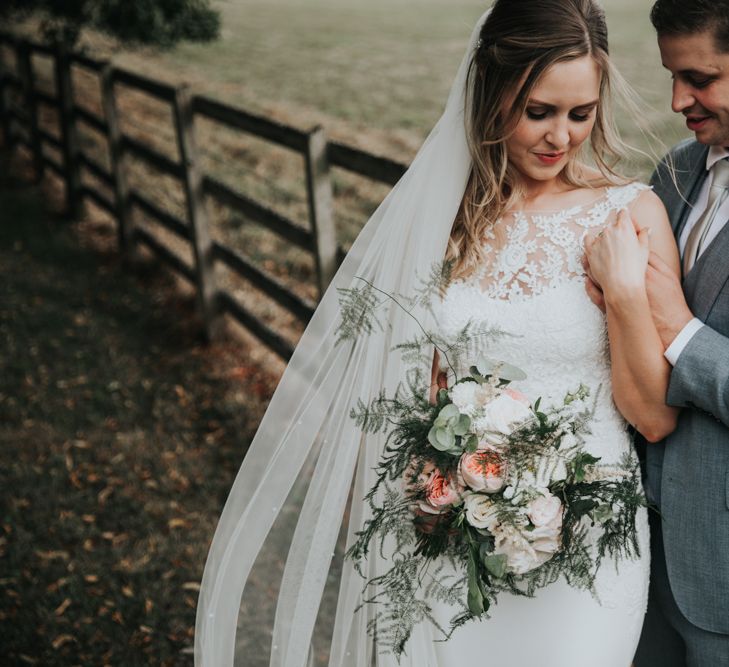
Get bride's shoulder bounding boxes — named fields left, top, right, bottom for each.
left=626, top=183, right=668, bottom=225
left=599, top=178, right=655, bottom=211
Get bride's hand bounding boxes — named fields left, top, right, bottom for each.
left=583, top=209, right=650, bottom=303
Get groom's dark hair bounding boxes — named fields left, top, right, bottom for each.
left=651, top=0, right=729, bottom=52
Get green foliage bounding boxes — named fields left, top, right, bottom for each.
left=1, top=0, right=220, bottom=48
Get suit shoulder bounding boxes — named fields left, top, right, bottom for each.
left=650, top=139, right=706, bottom=192
left=665, top=138, right=705, bottom=167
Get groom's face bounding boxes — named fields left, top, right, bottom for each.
left=658, top=30, right=729, bottom=146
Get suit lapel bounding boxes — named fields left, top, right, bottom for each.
left=674, top=146, right=709, bottom=241
left=683, top=217, right=729, bottom=319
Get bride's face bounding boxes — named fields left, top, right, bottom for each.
left=503, top=55, right=601, bottom=187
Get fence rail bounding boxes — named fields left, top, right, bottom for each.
left=0, top=33, right=409, bottom=359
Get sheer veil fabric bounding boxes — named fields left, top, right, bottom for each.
left=195, top=10, right=490, bottom=667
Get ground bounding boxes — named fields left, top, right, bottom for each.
left=0, top=151, right=277, bottom=666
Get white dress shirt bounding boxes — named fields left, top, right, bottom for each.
left=664, top=145, right=729, bottom=365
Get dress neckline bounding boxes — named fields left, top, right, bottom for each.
left=505, top=185, right=616, bottom=216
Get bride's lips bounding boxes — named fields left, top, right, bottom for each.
left=534, top=151, right=566, bottom=165
left=686, top=115, right=712, bottom=131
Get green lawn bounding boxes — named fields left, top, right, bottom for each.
left=106, top=0, right=687, bottom=168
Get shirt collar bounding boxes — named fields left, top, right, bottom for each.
left=706, top=145, right=729, bottom=170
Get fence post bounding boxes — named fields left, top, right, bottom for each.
left=100, top=64, right=134, bottom=254
left=0, top=73, right=11, bottom=148
left=0, top=39, right=13, bottom=148
left=17, top=41, right=43, bottom=181
left=304, top=125, right=337, bottom=296
left=55, top=45, right=83, bottom=219
left=172, top=85, right=219, bottom=341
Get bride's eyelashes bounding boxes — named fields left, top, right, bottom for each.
left=525, top=108, right=594, bottom=122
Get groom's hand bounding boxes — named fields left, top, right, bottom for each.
left=646, top=251, right=695, bottom=350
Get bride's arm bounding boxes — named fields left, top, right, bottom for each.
left=430, top=350, right=448, bottom=404
left=584, top=190, right=680, bottom=442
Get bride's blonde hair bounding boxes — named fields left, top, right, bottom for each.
left=448, top=0, right=641, bottom=281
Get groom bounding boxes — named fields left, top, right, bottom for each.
left=587, top=1, right=729, bottom=665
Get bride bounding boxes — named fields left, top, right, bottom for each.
left=196, top=1, right=681, bottom=665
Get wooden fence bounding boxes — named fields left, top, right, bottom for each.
left=0, top=33, right=408, bottom=359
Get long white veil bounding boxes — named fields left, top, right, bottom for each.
left=195, top=9, right=489, bottom=666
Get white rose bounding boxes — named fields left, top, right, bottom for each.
left=527, top=492, right=563, bottom=527
left=475, top=393, right=532, bottom=438
left=493, top=525, right=551, bottom=575
left=463, top=493, right=500, bottom=531
left=449, top=382, right=483, bottom=416
left=529, top=523, right=561, bottom=555
left=473, top=425, right=506, bottom=447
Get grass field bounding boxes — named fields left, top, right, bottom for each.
left=106, top=0, right=689, bottom=167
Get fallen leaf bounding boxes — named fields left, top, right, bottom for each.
left=51, top=634, right=74, bottom=649
left=54, top=598, right=71, bottom=616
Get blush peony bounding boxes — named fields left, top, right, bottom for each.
left=459, top=449, right=506, bottom=493
left=417, top=468, right=465, bottom=515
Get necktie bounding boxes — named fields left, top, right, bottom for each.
left=683, top=157, right=729, bottom=275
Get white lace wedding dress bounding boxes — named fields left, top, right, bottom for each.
left=430, top=183, right=651, bottom=667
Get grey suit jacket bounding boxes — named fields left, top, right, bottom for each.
left=649, top=139, right=729, bottom=635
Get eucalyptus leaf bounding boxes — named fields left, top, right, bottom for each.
left=435, top=428, right=455, bottom=450
left=478, top=539, right=493, bottom=559
left=482, top=553, right=508, bottom=578
left=454, top=414, right=471, bottom=436
left=475, top=357, right=527, bottom=382
left=439, top=404, right=460, bottom=420
left=468, top=366, right=489, bottom=384
left=463, top=433, right=478, bottom=453
left=428, top=426, right=448, bottom=450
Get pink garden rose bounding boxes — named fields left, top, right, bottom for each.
left=417, top=468, right=464, bottom=515
left=459, top=449, right=506, bottom=493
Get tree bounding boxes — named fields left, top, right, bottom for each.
left=1, top=0, right=220, bottom=48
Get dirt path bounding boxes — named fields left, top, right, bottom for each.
left=0, top=151, right=277, bottom=665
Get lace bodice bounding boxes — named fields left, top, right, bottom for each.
left=435, top=182, right=650, bottom=463
left=476, top=183, right=650, bottom=300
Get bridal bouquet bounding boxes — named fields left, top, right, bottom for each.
left=337, top=267, right=646, bottom=658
